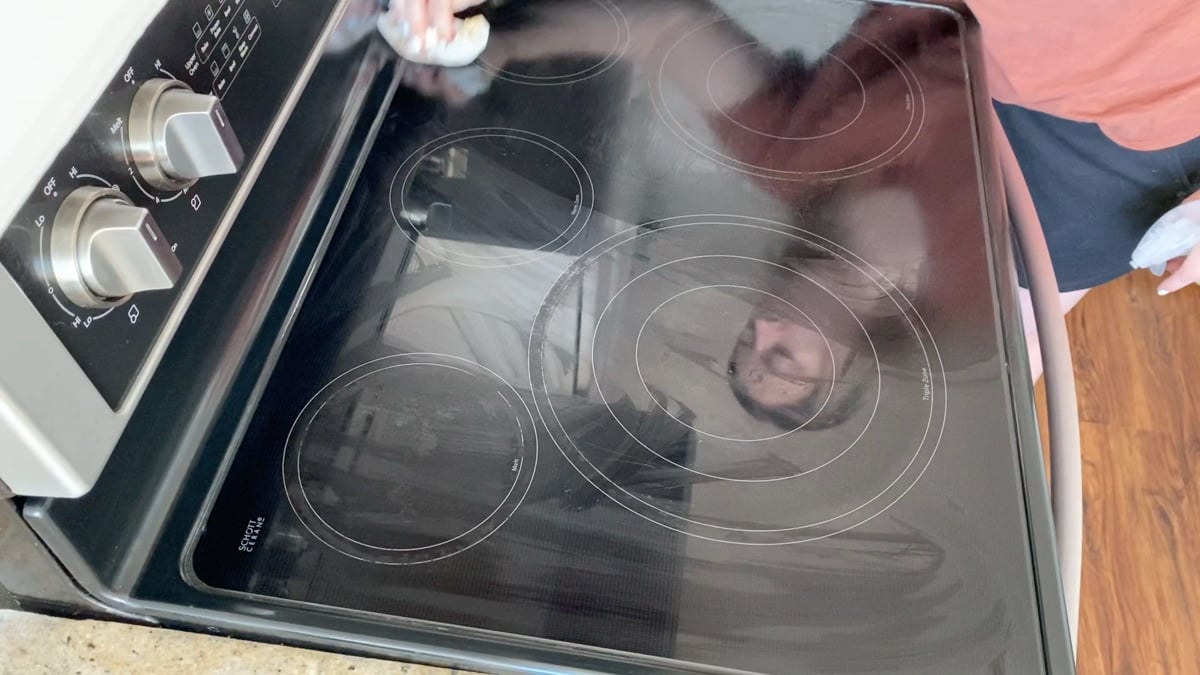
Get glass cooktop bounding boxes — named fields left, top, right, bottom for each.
left=191, top=0, right=1049, bottom=672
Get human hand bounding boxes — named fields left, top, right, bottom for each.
left=1157, top=246, right=1200, bottom=295
left=383, top=0, right=487, bottom=53
left=1151, top=195, right=1200, bottom=295
left=394, top=13, right=514, bottom=106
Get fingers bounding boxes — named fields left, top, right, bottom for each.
left=1157, top=249, right=1200, bottom=295
left=393, top=0, right=472, bottom=52
left=403, top=0, right=429, bottom=52
left=429, top=0, right=456, bottom=42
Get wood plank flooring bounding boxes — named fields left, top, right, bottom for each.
left=1036, top=270, right=1200, bottom=674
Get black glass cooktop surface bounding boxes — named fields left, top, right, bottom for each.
left=191, top=1, right=1050, bottom=672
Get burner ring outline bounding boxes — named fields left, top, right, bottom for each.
left=529, top=215, right=946, bottom=545
left=649, top=13, right=927, bottom=182
left=389, top=128, right=594, bottom=268
left=477, top=0, right=631, bottom=86
left=283, top=353, right=538, bottom=565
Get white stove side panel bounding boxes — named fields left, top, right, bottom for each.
left=0, top=0, right=168, bottom=234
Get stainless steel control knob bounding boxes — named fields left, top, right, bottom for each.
left=129, top=78, right=245, bottom=190
left=50, top=187, right=182, bottom=308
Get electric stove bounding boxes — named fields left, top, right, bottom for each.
left=191, top=1, right=1064, bottom=672
left=3, top=1, right=1073, bottom=672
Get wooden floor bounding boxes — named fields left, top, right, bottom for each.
left=1035, top=270, right=1200, bottom=674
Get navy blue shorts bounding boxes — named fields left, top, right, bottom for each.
left=994, top=102, right=1200, bottom=291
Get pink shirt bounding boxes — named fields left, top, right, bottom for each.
left=974, top=0, right=1200, bottom=150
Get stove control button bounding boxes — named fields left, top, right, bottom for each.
left=51, top=187, right=182, bottom=308
left=129, top=78, right=245, bottom=191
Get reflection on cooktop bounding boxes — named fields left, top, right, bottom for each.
left=529, top=215, right=944, bottom=544
left=649, top=2, right=926, bottom=181
left=190, top=1, right=1051, bottom=672
left=478, top=0, right=631, bottom=85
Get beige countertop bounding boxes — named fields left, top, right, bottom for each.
left=0, top=610, right=473, bottom=675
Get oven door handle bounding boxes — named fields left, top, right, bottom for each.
left=991, top=110, right=1083, bottom=656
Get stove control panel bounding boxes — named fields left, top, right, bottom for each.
left=0, top=0, right=338, bottom=411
